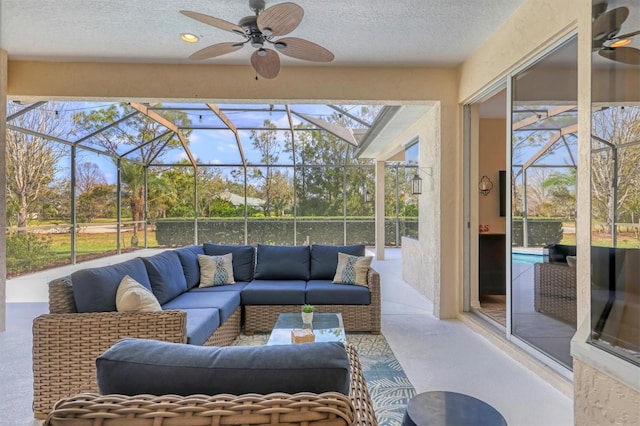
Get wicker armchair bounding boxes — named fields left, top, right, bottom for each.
left=533, top=262, right=577, bottom=327
left=43, top=344, right=378, bottom=426
left=244, top=268, right=382, bottom=334
left=32, top=277, right=241, bottom=418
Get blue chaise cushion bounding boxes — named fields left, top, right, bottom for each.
left=175, top=245, right=205, bottom=289
left=72, top=258, right=151, bottom=313
left=203, top=243, right=255, bottom=282
left=254, top=244, right=311, bottom=280
left=97, top=338, right=350, bottom=396
left=310, top=244, right=365, bottom=280
left=142, top=251, right=188, bottom=305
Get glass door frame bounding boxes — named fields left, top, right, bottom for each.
left=463, top=30, right=577, bottom=380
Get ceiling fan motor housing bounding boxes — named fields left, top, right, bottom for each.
left=249, top=0, right=266, bottom=14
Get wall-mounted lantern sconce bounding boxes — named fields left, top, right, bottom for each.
left=411, top=174, right=422, bottom=195
left=410, top=167, right=433, bottom=196
left=479, top=175, right=493, bottom=196
left=364, top=189, right=372, bottom=203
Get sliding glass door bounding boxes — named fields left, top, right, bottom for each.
left=509, top=36, right=578, bottom=370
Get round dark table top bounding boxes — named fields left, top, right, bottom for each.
left=403, top=391, right=507, bottom=426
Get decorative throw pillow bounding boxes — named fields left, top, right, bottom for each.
left=115, top=275, right=162, bottom=312
left=332, top=252, right=373, bottom=286
left=198, top=253, right=235, bottom=287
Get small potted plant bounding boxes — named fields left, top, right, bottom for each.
left=301, top=304, right=314, bottom=324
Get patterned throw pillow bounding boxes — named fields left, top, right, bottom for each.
left=198, top=253, right=235, bottom=287
left=332, top=252, right=372, bottom=286
left=116, top=275, right=162, bottom=312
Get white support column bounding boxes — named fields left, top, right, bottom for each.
left=0, top=49, right=8, bottom=332
left=375, top=160, right=385, bottom=260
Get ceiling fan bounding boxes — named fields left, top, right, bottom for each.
left=592, top=3, right=640, bottom=65
left=180, top=0, right=334, bottom=79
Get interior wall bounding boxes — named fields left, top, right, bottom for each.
left=7, top=61, right=458, bottom=104
left=478, top=119, right=507, bottom=234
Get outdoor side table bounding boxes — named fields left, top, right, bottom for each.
left=403, top=391, right=507, bottom=426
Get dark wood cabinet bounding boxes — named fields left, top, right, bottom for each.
left=479, top=233, right=506, bottom=296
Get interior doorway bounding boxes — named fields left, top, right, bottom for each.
left=466, top=86, right=508, bottom=327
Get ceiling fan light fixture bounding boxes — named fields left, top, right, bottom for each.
left=274, top=41, right=287, bottom=50
left=180, top=33, right=199, bottom=43
left=257, top=48, right=268, bottom=57
left=262, top=27, right=273, bottom=37
left=611, top=38, right=632, bottom=48
left=251, top=35, right=264, bottom=48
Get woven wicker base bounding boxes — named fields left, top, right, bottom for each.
left=534, top=263, right=577, bottom=327
left=245, top=304, right=379, bottom=334
left=43, top=345, right=377, bottom=426
left=204, top=307, right=241, bottom=346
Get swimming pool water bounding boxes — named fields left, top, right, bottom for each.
left=511, top=253, right=545, bottom=264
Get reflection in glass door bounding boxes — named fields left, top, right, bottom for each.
left=510, top=36, right=578, bottom=369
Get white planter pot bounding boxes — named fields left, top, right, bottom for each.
left=301, top=312, right=313, bottom=324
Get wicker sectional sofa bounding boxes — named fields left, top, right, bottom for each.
left=32, top=243, right=381, bottom=418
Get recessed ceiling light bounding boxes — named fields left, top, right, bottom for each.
left=181, top=33, right=199, bottom=43
left=610, top=38, right=632, bottom=48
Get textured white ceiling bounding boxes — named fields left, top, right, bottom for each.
left=0, top=0, right=526, bottom=67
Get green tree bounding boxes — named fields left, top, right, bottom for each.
left=73, top=103, right=192, bottom=231
left=77, top=183, right=116, bottom=223
left=250, top=120, right=282, bottom=216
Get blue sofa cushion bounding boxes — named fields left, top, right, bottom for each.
left=242, top=280, right=307, bottom=305
left=255, top=244, right=311, bottom=280
left=97, top=339, right=350, bottom=396
left=310, top=244, right=365, bottom=280
left=305, top=280, right=371, bottom=305
left=72, top=258, right=151, bottom=313
left=188, top=281, right=250, bottom=293
left=182, top=308, right=221, bottom=345
left=141, top=251, right=188, bottom=305
left=163, top=291, right=241, bottom=323
left=175, top=245, right=205, bottom=289
left=203, top=243, right=255, bottom=282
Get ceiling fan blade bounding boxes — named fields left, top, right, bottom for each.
left=180, top=10, right=246, bottom=36
left=614, top=29, right=640, bottom=40
left=189, top=42, right=244, bottom=60
left=274, top=37, right=334, bottom=62
left=257, top=2, right=304, bottom=37
left=251, top=49, right=280, bottom=79
left=599, top=46, right=640, bottom=65
left=592, top=7, right=629, bottom=41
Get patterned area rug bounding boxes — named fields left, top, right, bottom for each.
left=233, top=333, right=416, bottom=426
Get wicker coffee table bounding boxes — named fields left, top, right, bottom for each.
left=267, top=313, right=346, bottom=345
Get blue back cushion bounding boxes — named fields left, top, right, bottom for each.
left=310, top=244, right=365, bottom=280
left=203, top=243, right=255, bottom=282
left=175, top=245, right=205, bottom=289
left=72, top=258, right=151, bottom=313
left=97, top=338, right=350, bottom=396
left=142, top=251, right=188, bottom=305
left=255, top=244, right=311, bottom=280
